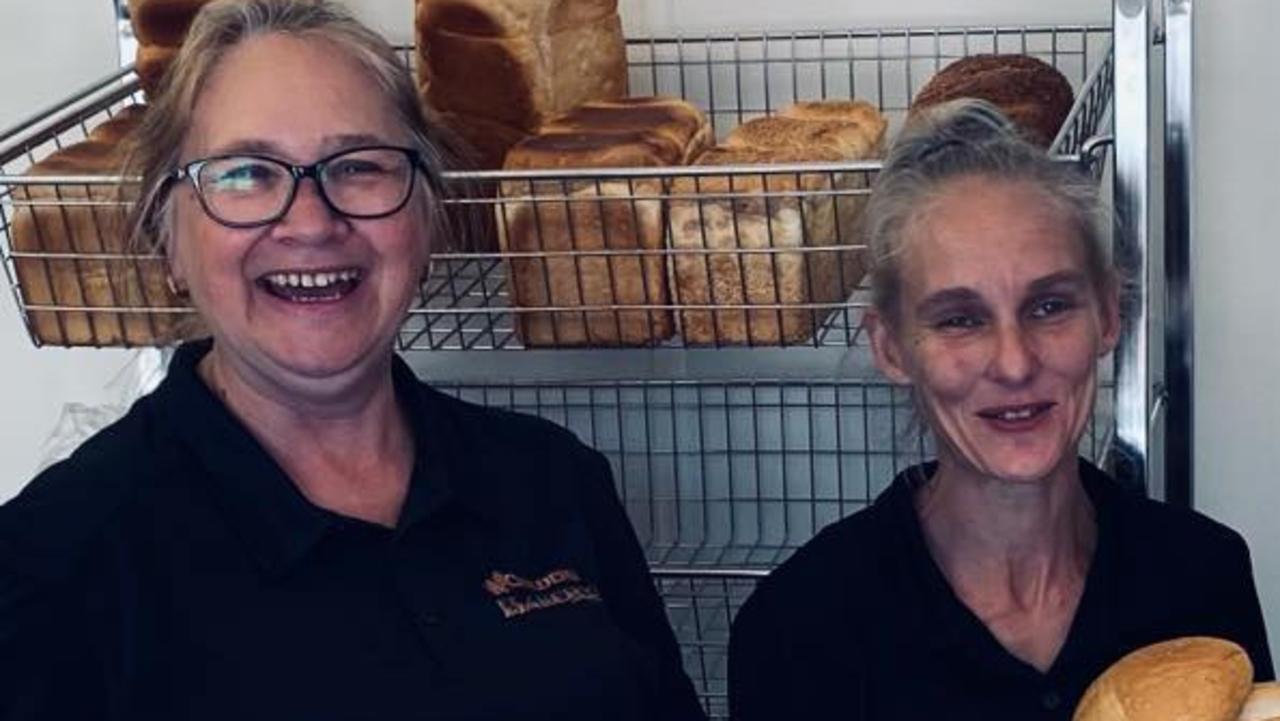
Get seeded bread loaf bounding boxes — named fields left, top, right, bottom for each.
left=668, top=100, right=885, bottom=345
left=498, top=97, right=711, bottom=347
left=910, top=54, right=1074, bottom=148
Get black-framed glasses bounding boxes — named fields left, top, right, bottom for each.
left=171, top=145, right=423, bottom=228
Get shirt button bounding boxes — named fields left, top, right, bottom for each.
left=1041, top=690, right=1062, bottom=711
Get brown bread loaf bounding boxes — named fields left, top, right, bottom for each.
left=415, top=0, right=627, bottom=136
left=910, top=54, right=1074, bottom=148
left=129, top=0, right=215, bottom=96
left=498, top=97, right=711, bottom=347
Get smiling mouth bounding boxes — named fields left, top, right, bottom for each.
left=977, top=402, right=1056, bottom=425
left=257, top=268, right=363, bottom=303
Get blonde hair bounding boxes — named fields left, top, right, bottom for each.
left=863, top=98, right=1115, bottom=326
left=124, top=0, right=459, bottom=259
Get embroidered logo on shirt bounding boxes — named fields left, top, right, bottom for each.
left=482, top=568, right=602, bottom=619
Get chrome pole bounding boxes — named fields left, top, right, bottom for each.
left=1163, top=0, right=1194, bottom=507
left=1112, top=0, right=1152, bottom=497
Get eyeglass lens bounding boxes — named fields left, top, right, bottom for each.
left=196, top=148, right=414, bottom=225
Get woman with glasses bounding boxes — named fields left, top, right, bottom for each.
left=728, top=100, right=1272, bottom=720
left=0, top=1, right=704, bottom=719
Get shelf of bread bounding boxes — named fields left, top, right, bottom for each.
left=0, top=20, right=1112, bottom=349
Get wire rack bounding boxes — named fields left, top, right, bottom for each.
left=436, top=375, right=1115, bottom=718
left=0, top=24, right=1112, bottom=350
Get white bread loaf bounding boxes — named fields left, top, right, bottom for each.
left=1239, top=682, right=1280, bottom=721
left=416, top=0, right=627, bottom=133
left=498, top=97, right=711, bottom=347
left=10, top=140, right=184, bottom=346
left=1073, top=637, right=1254, bottom=721
left=668, top=100, right=884, bottom=345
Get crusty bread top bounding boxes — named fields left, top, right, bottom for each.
left=1073, top=637, right=1254, bottom=721
left=415, top=0, right=618, bottom=38
left=28, top=142, right=126, bottom=176
left=504, top=130, right=682, bottom=169
left=540, top=97, right=710, bottom=156
left=778, top=100, right=888, bottom=140
left=910, top=53, right=1074, bottom=148
left=504, top=96, right=711, bottom=169
left=1239, top=682, right=1280, bottom=721
left=724, top=115, right=881, bottom=160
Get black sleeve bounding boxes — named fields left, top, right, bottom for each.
left=729, top=573, right=866, bottom=721
left=0, top=563, right=100, bottom=720
left=1214, top=532, right=1274, bottom=680
left=574, top=446, right=707, bottom=721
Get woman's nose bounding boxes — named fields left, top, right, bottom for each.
left=988, top=322, right=1039, bottom=385
left=275, top=176, right=341, bottom=242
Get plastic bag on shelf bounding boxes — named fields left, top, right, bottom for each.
left=35, top=348, right=168, bottom=473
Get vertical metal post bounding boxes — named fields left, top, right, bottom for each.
left=1112, top=0, right=1152, bottom=497
left=1163, top=0, right=1194, bottom=506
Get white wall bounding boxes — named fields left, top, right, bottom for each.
left=0, top=0, right=135, bottom=501
left=1192, top=0, right=1280, bottom=663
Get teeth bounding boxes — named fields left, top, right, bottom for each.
left=263, top=269, right=360, bottom=289
left=999, top=408, right=1035, bottom=421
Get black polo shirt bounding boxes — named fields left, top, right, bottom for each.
left=729, top=461, right=1274, bottom=721
left=0, top=341, right=705, bottom=721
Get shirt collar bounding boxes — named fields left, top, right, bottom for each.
left=877, top=458, right=1124, bottom=662
left=153, top=340, right=492, bottom=576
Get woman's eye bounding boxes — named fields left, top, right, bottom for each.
left=934, top=314, right=983, bottom=331
left=330, top=159, right=385, bottom=177
left=1029, top=296, right=1076, bottom=319
left=209, top=161, right=279, bottom=192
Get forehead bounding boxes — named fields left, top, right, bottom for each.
left=186, top=33, right=402, bottom=157
left=900, top=175, right=1087, bottom=294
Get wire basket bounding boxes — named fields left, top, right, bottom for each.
left=0, top=24, right=1112, bottom=349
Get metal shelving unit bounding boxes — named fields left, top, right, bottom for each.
left=0, top=19, right=1150, bottom=720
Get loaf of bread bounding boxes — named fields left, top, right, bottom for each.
left=129, top=0, right=214, bottom=96
left=540, top=97, right=714, bottom=164
left=726, top=100, right=887, bottom=158
left=910, top=54, right=1074, bottom=148
left=9, top=140, right=184, bottom=346
left=668, top=100, right=885, bottom=345
left=1239, top=683, right=1280, bottom=721
left=416, top=0, right=627, bottom=134
left=1073, top=637, right=1254, bottom=721
left=498, top=97, right=711, bottom=347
